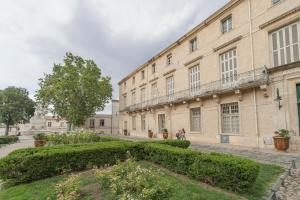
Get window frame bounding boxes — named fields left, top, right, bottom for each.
left=220, top=48, right=238, bottom=86
left=132, top=116, right=136, bottom=130
left=190, top=107, right=201, bottom=132
left=221, top=102, right=240, bottom=135
left=189, top=65, right=201, bottom=95
left=166, top=53, right=172, bottom=66
left=221, top=15, right=233, bottom=34
left=140, top=87, right=146, bottom=103
left=132, top=76, right=135, bottom=85
left=47, top=121, right=52, bottom=127
left=141, top=114, right=146, bottom=132
left=141, top=70, right=145, bottom=80
left=166, top=76, right=175, bottom=100
left=132, top=91, right=136, bottom=105
left=158, top=114, right=166, bottom=133
left=190, top=37, right=197, bottom=53
left=100, top=119, right=105, bottom=127
left=152, top=63, right=156, bottom=74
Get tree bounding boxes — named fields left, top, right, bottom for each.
left=36, top=53, right=112, bottom=130
left=0, top=87, right=35, bottom=136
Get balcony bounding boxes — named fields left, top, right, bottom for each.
left=121, top=67, right=269, bottom=112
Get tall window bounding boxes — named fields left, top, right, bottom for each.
left=124, top=82, right=127, bottom=89
left=167, top=54, right=172, bottom=65
left=100, top=119, right=105, bottom=127
left=89, top=119, right=95, bottom=128
left=132, top=116, right=136, bottom=130
left=270, top=22, right=300, bottom=67
left=124, top=121, right=127, bottom=130
left=189, top=65, right=200, bottom=95
left=221, top=16, right=232, bottom=34
left=221, top=102, right=239, bottom=134
left=220, top=49, right=237, bottom=85
left=141, top=115, right=146, bottom=131
left=140, top=88, right=146, bottom=103
left=152, top=64, right=156, bottom=74
left=151, top=82, right=158, bottom=98
left=132, top=91, right=136, bottom=105
left=132, top=76, right=135, bottom=85
left=141, top=70, right=145, bottom=80
left=190, top=108, right=201, bottom=132
left=190, top=37, right=197, bottom=53
left=47, top=122, right=52, bottom=127
left=166, top=76, right=174, bottom=100
left=158, top=114, right=166, bottom=132
left=123, top=94, right=127, bottom=107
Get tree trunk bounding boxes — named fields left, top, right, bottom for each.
left=5, top=123, right=9, bottom=136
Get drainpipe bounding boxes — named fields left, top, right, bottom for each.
left=248, top=0, right=260, bottom=149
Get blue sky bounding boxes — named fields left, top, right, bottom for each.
left=0, top=0, right=229, bottom=114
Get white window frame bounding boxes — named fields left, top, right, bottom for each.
left=140, top=88, right=146, bottom=103
left=190, top=37, right=197, bottom=53
left=132, top=91, right=136, bottom=105
left=151, top=82, right=158, bottom=98
left=166, top=76, right=174, bottom=100
left=158, top=114, right=166, bottom=133
left=221, top=16, right=232, bottom=34
left=152, top=64, right=156, bottom=74
left=190, top=107, right=201, bottom=132
left=141, top=70, right=145, bottom=80
left=132, top=116, right=136, bottom=130
left=270, top=22, right=300, bottom=68
left=220, top=49, right=238, bottom=87
left=221, top=102, right=240, bottom=134
left=123, top=94, right=127, bottom=107
left=167, top=54, right=172, bottom=65
left=141, top=114, right=146, bottom=131
left=189, top=65, right=201, bottom=95
left=47, top=121, right=52, bottom=127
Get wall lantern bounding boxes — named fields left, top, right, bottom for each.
left=274, top=88, right=282, bottom=110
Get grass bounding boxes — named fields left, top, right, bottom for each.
left=0, top=162, right=284, bottom=200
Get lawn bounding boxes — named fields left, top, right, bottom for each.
left=0, top=161, right=283, bottom=200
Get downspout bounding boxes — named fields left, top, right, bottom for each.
left=248, top=0, right=260, bottom=148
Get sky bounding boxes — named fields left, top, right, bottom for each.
left=0, top=0, right=229, bottom=114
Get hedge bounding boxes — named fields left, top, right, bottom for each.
left=0, top=141, right=134, bottom=184
left=0, top=135, right=19, bottom=145
left=139, top=143, right=260, bottom=192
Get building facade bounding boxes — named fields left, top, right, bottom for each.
left=119, top=0, right=300, bottom=150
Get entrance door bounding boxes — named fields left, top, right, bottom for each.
left=297, top=85, right=300, bottom=132
left=158, top=114, right=165, bottom=133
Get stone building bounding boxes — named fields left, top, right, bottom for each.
left=119, top=0, right=300, bottom=150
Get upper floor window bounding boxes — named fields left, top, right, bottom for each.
left=189, top=65, right=200, bottom=95
left=132, top=76, right=135, bottom=85
left=140, top=88, right=146, bottom=103
left=100, top=119, right=105, bottom=127
left=221, top=15, right=232, bottom=34
left=141, top=70, right=145, bottom=80
left=151, top=82, right=158, bottom=98
left=190, top=37, right=197, bottom=53
left=221, top=102, right=239, bottom=134
left=190, top=108, right=201, bottom=132
left=272, top=0, right=281, bottom=5
left=132, top=91, right=136, bottom=105
left=47, top=122, right=52, bottom=127
left=152, top=64, right=156, bottom=74
left=220, top=49, right=237, bottom=85
left=123, top=94, right=127, bottom=107
left=270, top=22, right=300, bottom=68
left=167, top=53, right=172, bottom=65
left=166, top=76, right=174, bottom=99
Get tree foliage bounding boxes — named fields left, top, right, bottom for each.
left=0, top=87, right=35, bottom=135
left=36, top=53, right=112, bottom=129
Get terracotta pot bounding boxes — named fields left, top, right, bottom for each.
left=148, top=130, right=153, bottom=138
left=273, top=136, right=290, bottom=151
left=34, top=140, right=46, bottom=148
left=163, top=132, right=168, bottom=139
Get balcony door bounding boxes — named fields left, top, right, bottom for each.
left=220, top=49, right=237, bottom=88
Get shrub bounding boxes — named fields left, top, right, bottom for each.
left=56, top=174, right=80, bottom=200
left=140, top=143, right=260, bottom=192
left=0, top=135, right=19, bottom=145
left=46, top=132, right=119, bottom=146
left=152, top=140, right=191, bottom=148
left=33, top=133, right=47, bottom=141
left=95, top=161, right=171, bottom=200
left=0, top=141, right=134, bottom=184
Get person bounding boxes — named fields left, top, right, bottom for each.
left=176, top=129, right=186, bottom=140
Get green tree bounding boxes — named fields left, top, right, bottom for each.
left=0, top=87, right=35, bottom=136
left=36, top=53, right=112, bottom=130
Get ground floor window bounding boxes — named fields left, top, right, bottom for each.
left=100, top=119, right=105, bottom=127
left=221, top=102, right=239, bottom=134
left=158, top=114, right=166, bottom=133
left=47, top=122, right=52, bottom=127
left=132, top=116, right=136, bottom=130
left=89, top=119, right=95, bottom=128
left=141, top=115, right=146, bottom=131
left=124, top=121, right=127, bottom=130
left=190, top=108, right=201, bottom=132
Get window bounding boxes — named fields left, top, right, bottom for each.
left=124, top=82, right=127, bottom=89
left=158, top=114, right=166, bottom=132
left=152, top=64, right=156, bottom=74
left=221, top=102, right=239, bottom=134
left=100, top=119, right=105, bottom=127
left=272, top=0, right=281, bottom=5
left=270, top=22, right=300, bottom=67
left=190, top=108, right=201, bottom=132
left=151, top=82, right=158, bottom=98
left=141, top=115, right=146, bottom=131
left=132, top=116, right=136, bottom=130
left=189, top=65, right=200, bottom=95
left=60, top=122, right=64, bottom=127
left=124, top=121, right=127, bottom=130
left=123, top=94, right=127, bottom=107
left=89, top=119, right=95, bottom=128
left=221, top=16, right=232, bottom=34
left=220, top=49, right=237, bottom=85
left=167, top=54, right=172, bottom=65
left=190, top=37, right=197, bottom=53
left=132, top=76, right=135, bottom=85
left=166, top=76, right=174, bottom=100
left=132, top=91, right=136, bottom=105
left=140, top=88, right=146, bottom=103
left=141, top=70, right=145, bottom=80
left=47, top=122, right=52, bottom=127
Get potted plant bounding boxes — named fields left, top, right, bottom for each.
left=162, top=128, right=168, bottom=139
left=273, top=129, right=290, bottom=151
left=123, top=129, right=128, bottom=136
left=33, top=133, right=47, bottom=147
left=148, top=130, right=153, bottom=138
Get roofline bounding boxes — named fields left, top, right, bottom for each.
left=118, top=0, right=242, bottom=85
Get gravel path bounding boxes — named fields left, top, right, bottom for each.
left=0, top=135, right=34, bottom=158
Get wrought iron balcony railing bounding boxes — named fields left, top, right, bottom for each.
left=121, top=67, right=268, bottom=112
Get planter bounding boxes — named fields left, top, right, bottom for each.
left=148, top=130, right=153, bottom=138
left=273, top=136, right=290, bottom=151
left=34, top=140, right=46, bottom=148
left=162, top=132, right=168, bottom=140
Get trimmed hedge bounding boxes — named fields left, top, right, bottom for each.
left=138, top=143, right=260, bottom=192
left=0, top=135, right=19, bottom=145
left=150, top=140, right=191, bottom=148
left=0, top=141, right=134, bottom=184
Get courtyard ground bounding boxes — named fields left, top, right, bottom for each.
left=0, top=135, right=34, bottom=158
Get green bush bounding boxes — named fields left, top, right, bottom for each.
left=140, top=143, right=260, bottom=192
left=0, top=135, right=19, bottom=145
left=0, top=141, right=134, bottom=184
left=46, top=132, right=119, bottom=145
left=151, top=140, right=191, bottom=148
